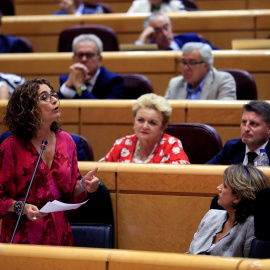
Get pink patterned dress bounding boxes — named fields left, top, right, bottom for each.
left=0, top=130, right=86, bottom=245
left=102, top=133, right=190, bottom=164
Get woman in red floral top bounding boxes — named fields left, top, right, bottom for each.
left=100, top=93, right=190, bottom=164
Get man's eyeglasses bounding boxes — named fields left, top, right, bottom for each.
left=38, top=92, right=59, bottom=103
left=178, top=60, right=205, bottom=69
left=74, top=52, right=98, bottom=59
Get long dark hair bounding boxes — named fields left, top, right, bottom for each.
left=4, top=78, right=61, bottom=140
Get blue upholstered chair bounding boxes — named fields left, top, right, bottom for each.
left=69, top=181, right=114, bottom=248
left=248, top=187, right=270, bottom=258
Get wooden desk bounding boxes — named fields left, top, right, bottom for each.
left=0, top=50, right=269, bottom=99
left=0, top=243, right=263, bottom=270
left=1, top=10, right=258, bottom=51
left=78, top=162, right=270, bottom=253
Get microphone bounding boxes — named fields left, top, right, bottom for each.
left=10, top=139, right=48, bottom=244
left=41, top=139, right=48, bottom=151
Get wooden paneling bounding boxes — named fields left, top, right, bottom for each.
left=75, top=163, right=270, bottom=253
left=1, top=11, right=256, bottom=51
left=0, top=50, right=270, bottom=99
left=14, top=0, right=270, bottom=14
left=0, top=243, right=263, bottom=270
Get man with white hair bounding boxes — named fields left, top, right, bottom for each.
left=164, top=42, right=236, bottom=99
left=136, top=12, right=219, bottom=50
left=59, top=34, right=124, bottom=99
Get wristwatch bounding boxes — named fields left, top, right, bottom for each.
left=76, top=84, right=87, bottom=95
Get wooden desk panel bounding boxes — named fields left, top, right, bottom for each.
left=116, top=164, right=223, bottom=252
left=108, top=250, right=243, bottom=270
left=1, top=11, right=256, bottom=51
left=0, top=244, right=109, bottom=270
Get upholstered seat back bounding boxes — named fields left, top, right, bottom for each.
left=69, top=181, right=114, bottom=248
left=58, top=25, right=119, bottom=52
left=84, top=1, right=113, bottom=13
left=248, top=187, right=270, bottom=258
left=119, top=73, right=154, bottom=99
left=219, top=69, right=258, bottom=100
left=165, top=123, right=223, bottom=164
left=0, top=0, right=15, bottom=15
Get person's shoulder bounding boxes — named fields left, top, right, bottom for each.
left=57, top=130, right=74, bottom=142
left=0, top=134, right=23, bottom=149
left=83, top=6, right=96, bottom=14
left=223, top=138, right=242, bottom=148
left=52, top=10, right=66, bottom=15
left=213, top=68, right=235, bottom=80
left=162, top=133, right=183, bottom=145
left=205, top=209, right=227, bottom=220
left=169, top=75, right=184, bottom=84
left=99, top=66, right=120, bottom=78
left=113, top=134, right=136, bottom=145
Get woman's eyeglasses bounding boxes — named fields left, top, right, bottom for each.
left=38, top=92, right=59, bottom=102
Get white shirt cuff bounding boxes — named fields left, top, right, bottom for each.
left=60, top=84, right=77, bottom=98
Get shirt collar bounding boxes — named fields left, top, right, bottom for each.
left=185, top=71, right=208, bottom=99
left=87, top=68, right=100, bottom=86
left=169, top=40, right=181, bottom=51
left=75, top=4, right=85, bottom=16
left=245, top=141, right=269, bottom=156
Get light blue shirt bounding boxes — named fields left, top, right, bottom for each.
left=75, top=4, right=85, bottom=16
left=185, top=73, right=208, bottom=100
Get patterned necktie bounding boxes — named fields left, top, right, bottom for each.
left=247, top=152, right=258, bottom=165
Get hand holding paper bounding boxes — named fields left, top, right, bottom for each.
left=39, top=199, right=88, bottom=213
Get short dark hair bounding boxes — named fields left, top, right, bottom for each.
left=223, top=164, right=270, bottom=222
left=4, top=78, right=61, bottom=140
left=242, top=100, right=270, bottom=125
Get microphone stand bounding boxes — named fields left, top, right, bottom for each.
left=10, top=139, right=48, bottom=244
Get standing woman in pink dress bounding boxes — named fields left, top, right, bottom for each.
left=0, top=78, right=99, bottom=245
left=100, top=93, right=190, bottom=164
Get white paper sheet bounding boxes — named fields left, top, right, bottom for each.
left=39, top=199, right=88, bottom=213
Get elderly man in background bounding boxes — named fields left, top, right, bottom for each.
left=135, top=12, right=219, bottom=50
left=164, top=42, right=236, bottom=100
left=59, top=34, right=124, bottom=99
left=53, top=0, right=96, bottom=15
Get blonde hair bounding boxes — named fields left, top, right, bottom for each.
left=224, top=164, right=270, bottom=201
left=223, top=164, right=270, bottom=222
left=132, top=93, right=172, bottom=125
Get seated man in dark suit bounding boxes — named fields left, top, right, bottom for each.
left=59, top=34, right=124, bottom=99
left=207, top=100, right=270, bottom=165
left=0, top=12, right=30, bottom=53
left=53, top=0, right=96, bottom=15
left=135, top=12, right=219, bottom=50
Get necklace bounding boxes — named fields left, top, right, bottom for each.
left=132, top=138, right=160, bottom=163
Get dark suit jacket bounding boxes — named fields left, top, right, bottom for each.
left=0, top=34, right=27, bottom=53
left=52, top=5, right=96, bottom=15
left=59, top=66, right=124, bottom=99
left=206, top=138, right=270, bottom=165
left=174, top=34, right=220, bottom=50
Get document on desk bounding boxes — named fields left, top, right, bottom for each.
left=39, top=199, right=88, bottom=213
